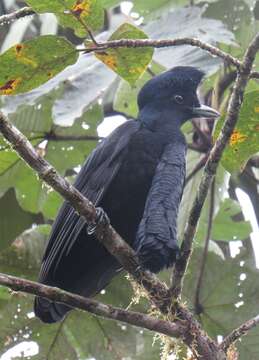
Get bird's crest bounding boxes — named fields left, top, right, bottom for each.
left=137, top=66, right=205, bottom=110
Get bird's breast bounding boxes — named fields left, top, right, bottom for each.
left=101, top=129, right=166, bottom=245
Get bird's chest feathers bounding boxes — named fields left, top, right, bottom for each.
left=110, top=129, right=175, bottom=207
left=121, top=130, right=165, bottom=185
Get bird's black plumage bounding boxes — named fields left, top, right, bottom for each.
left=34, top=66, right=219, bottom=323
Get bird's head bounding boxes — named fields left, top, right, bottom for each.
left=137, top=66, right=219, bottom=129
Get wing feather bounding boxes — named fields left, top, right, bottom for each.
left=134, top=141, right=186, bottom=272
left=39, top=120, right=140, bottom=282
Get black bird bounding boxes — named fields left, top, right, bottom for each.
left=34, top=66, right=219, bottom=323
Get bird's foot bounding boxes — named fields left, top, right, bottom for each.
left=87, top=207, right=110, bottom=235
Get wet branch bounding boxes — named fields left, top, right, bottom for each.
left=0, top=7, right=35, bottom=25
left=0, top=112, right=225, bottom=360
left=194, top=179, right=215, bottom=314
left=0, top=111, right=170, bottom=312
left=171, top=33, right=259, bottom=299
left=0, top=6, right=258, bottom=358
left=221, top=314, right=259, bottom=352
left=185, top=154, right=208, bottom=186
left=84, top=38, right=241, bottom=69
left=0, top=272, right=185, bottom=340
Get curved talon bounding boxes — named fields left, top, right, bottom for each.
left=87, top=207, right=110, bottom=235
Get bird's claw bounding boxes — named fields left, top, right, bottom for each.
left=87, top=207, right=110, bottom=235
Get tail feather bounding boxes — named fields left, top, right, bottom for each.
left=34, top=296, right=71, bottom=324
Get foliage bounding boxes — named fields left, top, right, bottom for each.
left=26, top=0, right=104, bottom=37
left=215, top=90, right=259, bottom=173
left=95, top=23, right=154, bottom=85
left=0, top=0, right=258, bottom=359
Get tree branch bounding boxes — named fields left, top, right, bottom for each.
left=0, top=111, right=171, bottom=312
left=185, top=154, right=208, bottom=186
left=0, top=7, right=35, bottom=26
left=194, top=179, right=215, bottom=315
left=0, top=8, right=258, bottom=79
left=84, top=39, right=238, bottom=69
left=171, top=32, right=259, bottom=299
left=0, top=6, right=257, bottom=360
left=0, top=112, right=226, bottom=360
left=221, top=314, right=259, bottom=352
left=83, top=38, right=259, bottom=79
left=45, top=133, right=101, bottom=142
left=0, top=133, right=101, bottom=152
left=0, top=272, right=185, bottom=339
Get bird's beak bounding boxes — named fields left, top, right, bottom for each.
left=192, top=104, right=220, bottom=118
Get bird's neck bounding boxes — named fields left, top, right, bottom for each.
left=138, top=104, right=186, bottom=141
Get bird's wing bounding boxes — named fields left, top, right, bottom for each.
left=134, top=141, right=186, bottom=272
left=39, top=120, right=140, bottom=282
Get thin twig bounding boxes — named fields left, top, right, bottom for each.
left=221, top=314, right=259, bottom=351
left=0, top=111, right=225, bottom=360
left=0, top=272, right=185, bottom=339
left=0, top=111, right=170, bottom=312
left=70, top=10, right=99, bottom=46
left=45, top=133, right=101, bottom=141
left=194, top=179, right=215, bottom=315
left=171, top=32, right=259, bottom=299
left=95, top=317, right=123, bottom=360
left=185, top=154, right=208, bottom=186
left=83, top=39, right=259, bottom=79
left=192, top=121, right=212, bottom=149
left=84, top=38, right=241, bottom=68
left=46, top=318, right=66, bottom=360
left=250, top=71, right=259, bottom=79
left=0, top=7, right=35, bottom=26
left=0, top=133, right=100, bottom=152
left=147, top=67, right=156, bottom=77
left=0, top=7, right=259, bottom=80
left=187, top=143, right=206, bottom=153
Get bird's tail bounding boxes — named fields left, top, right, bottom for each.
left=34, top=296, right=71, bottom=324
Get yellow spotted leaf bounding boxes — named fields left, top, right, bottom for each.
left=26, top=0, right=104, bottom=38
left=95, top=23, right=154, bottom=85
left=0, top=36, right=78, bottom=95
left=214, top=90, right=259, bottom=173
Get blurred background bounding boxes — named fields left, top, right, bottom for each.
left=0, top=0, right=259, bottom=359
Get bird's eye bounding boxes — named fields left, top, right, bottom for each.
left=174, top=95, right=184, bottom=104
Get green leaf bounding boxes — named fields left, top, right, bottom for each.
left=0, top=190, right=38, bottom=252
left=101, top=0, right=120, bottom=7
left=144, top=6, right=234, bottom=72
left=214, top=90, right=259, bottom=173
left=0, top=243, right=159, bottom=360
left=11, top=225, right=51, bottom=268
left=201, top=0, right=257, bottom=51
left=133, top=0, right=188, bottom=16
left=212, top=198, right=252, bottom=241
left=26, top=0, right=104, bottom=37
left=184, top=250, right=259, bottom=360
left=0, top=35, right=78, bottom=95
left=114, top=62, right=164, bottom=118
left=95, top=23, right=154, bottom=85
left=45, top=103, right=103, bottom=173
left=0, top=101, right=102, bottom=217
left=2, top=55, right=115, bottom=127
